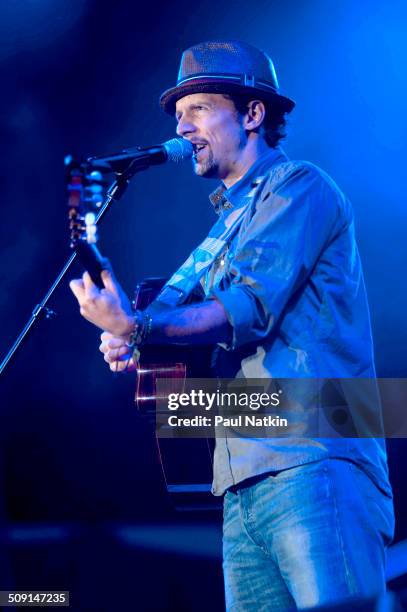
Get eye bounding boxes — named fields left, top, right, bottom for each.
left=175, top=104, right=209, bottom=123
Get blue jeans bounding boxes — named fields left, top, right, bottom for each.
left=222, top=458, right=394, bottom=611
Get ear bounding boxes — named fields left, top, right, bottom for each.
left=243, top=100, right=266, bottom=132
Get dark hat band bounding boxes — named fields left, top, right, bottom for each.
left=176, top=72, right=278, bottom=93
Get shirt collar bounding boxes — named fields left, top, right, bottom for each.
left=209, top=147, right=288, bottom=214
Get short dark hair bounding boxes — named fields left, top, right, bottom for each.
left=222, top=93, right=287, bottom=148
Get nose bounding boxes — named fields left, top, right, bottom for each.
left=176, top=115, right=196, bottom=138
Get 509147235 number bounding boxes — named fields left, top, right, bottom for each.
left=0, top=591, right=69, bottom=607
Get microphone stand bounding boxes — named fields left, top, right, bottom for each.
left=0, top=159, right=147, bottom=376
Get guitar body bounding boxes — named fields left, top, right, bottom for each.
left=134, top=279, right=219, bottom=511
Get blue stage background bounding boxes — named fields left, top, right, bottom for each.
left=0, top=0, right=406, bottom=609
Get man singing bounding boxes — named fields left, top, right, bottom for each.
left=70, top=41, right=394, bottom=610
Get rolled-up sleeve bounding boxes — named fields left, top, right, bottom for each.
left=210, top=163, right=348, bottom=350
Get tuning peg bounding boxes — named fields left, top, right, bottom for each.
left=84, top=212, right=96, bottom=226
left=87, top=170, right=104, bottom=182
left=86, top=227, right=97, bottom=244
left=85, top=183, right=103, bottom=194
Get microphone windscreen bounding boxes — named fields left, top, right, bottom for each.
left=163, top=138, right=193, bottom=163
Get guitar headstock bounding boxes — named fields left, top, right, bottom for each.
left=65, top=156, right=104, bottom=249
left=65, top=156, right=109, bottom=288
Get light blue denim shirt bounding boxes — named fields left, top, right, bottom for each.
left=201, top=148, right=392, bottom=498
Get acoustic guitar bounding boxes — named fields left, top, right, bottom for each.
left=66, top=157, right=218, bottom=510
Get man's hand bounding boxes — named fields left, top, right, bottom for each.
left=69, top=269, right=134, bottom=337
left=99, top=331, right=137, bottom=372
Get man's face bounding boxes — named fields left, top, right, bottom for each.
left=175, top=93, right=246, bottom=181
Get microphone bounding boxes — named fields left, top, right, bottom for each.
left=87, top=137, right=193, bottom=171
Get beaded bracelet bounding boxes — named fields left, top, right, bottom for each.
left=126, top=310, right=153, bottom=359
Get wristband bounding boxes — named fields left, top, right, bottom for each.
left=126, top=310, right=153, bottom=352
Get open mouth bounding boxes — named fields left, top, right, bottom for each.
left=192, top=143, right=208, bottom=160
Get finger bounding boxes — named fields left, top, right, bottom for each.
left=101, top=269, right=119, bottom=297
left=100, top=331, right=114, bottom=343
left=103, top=346, right=130, bottom=361
left=104, top=346, right=132, bottom=363
left=109, top=357, right=137, bottom=373
left=99, top=339, right=112, bottom=354
left=99, top=334, right=126, bottom=354
left=100, top=340, right=122, bottom=354
left=69, top=278, right=85, bottom=301
left=82, top=271, right=99, bottom=297
left=107, top=337, right=128, bottom=349
left=110, top=360, right=126, bottom=372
